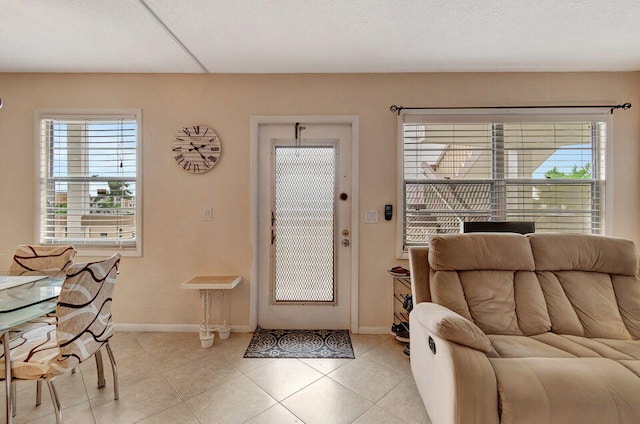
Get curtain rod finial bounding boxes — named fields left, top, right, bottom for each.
left=390, top=105, right=402, bottom=115
left=611, top=102, right=632, bottom=113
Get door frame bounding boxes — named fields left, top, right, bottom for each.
left=250, top=115, right=360, bottom=333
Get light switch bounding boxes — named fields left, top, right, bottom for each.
left=204, top=208, right=213, bottom=221
left=365, top=209, right=379, bottom=224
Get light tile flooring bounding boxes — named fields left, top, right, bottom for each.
left=2, top=332, right=432, bottom=424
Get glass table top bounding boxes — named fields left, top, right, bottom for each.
left=0, top=271, right=64, bottom=313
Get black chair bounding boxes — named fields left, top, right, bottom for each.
left=461, top=221, right=535, bottom=235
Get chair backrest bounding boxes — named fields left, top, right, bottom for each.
left=55, top=253, right=120, bottom=369
left=10, top=245, right=77, bottom=273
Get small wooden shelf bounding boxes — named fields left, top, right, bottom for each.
left=181, top=275, right=242, bottom=290
left=181, top=275, right=242, bottom=348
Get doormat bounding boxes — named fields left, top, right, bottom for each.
left=243, top=328, right=355, bottom=359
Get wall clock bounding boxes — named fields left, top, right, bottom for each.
left=172, top=125, right=221, bottom=174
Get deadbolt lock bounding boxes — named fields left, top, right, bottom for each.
left=342, top=229, right=350, bottom=237
left=342, top=239, right=350, bottom=247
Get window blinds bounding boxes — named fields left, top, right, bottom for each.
left=402, top=115, right=607, bottom=249
left=38, top=114, right=139, bottom=250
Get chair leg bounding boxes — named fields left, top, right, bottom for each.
left=11, top=381, right=16, bottom=417
left=95, top=350, right=105, bottom=389
left=36, top=380, right=42, bottom=406
left=46, top=380, right=63, bottom=424
left=105, top=342, right=119, bottom=400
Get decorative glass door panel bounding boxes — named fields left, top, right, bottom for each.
left=272, top=146, right=336, bottom=303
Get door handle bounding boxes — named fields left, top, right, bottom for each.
left=342, top=239, right=350, bottom=247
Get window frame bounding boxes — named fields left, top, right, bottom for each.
left=396, top=108, right=613, bottom=258
left=35, top=109, right=143, bottom=257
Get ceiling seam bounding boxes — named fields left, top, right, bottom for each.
left=138, top=0, right=209, bottom=73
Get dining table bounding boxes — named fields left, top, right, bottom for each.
left=0, top=271, right=65, bottom=424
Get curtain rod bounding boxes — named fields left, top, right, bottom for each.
left=390, top=103, right=632, bottom=115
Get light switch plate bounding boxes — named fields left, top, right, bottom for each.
left=365, top=209, right=379, bottom=224
left=204, top=208, right=213, bottom=221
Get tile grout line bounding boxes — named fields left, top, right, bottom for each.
left=80, top=367, right=100, bottom=424
left=22, top=332, right=416, bottom=424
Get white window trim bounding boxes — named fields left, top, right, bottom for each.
left=34, top=109, right=143, bottom=257
left=396, top=107, right=613, bottom=259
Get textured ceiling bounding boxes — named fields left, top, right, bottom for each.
left=1, top=0, right=639, bottom=73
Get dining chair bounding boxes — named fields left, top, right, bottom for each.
left=9, top=245, right=77, bottom=331
left=0, top=253, right=121, bottom=424
left=7, top=245, right=79, bottom=413
left=9, top=245, right=77, bottom=274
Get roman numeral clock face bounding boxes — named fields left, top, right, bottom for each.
left=172, top=125, right=222, bottom=174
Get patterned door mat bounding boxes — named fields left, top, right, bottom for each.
left=243, top=328, right=355, bottom=359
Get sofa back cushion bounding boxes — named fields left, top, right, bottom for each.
left=429, top=234, right=551, bottom=336
left=529, top=234, right=638, bottom=339
left=528, top=233, right=638, bottom=274
left=428, top=233, right=535, bottom=271
left=427, top=233, right=640, bottom=339
left=612, top=275, right=640, bottom=339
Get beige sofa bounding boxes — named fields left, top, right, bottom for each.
left=408, top=233, right=640, bottom=424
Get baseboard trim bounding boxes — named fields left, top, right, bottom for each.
left=115, top=323, right=254, bottom=333
left=357, top=326, right=391, bottom=335
left=114, top=323, right=387, bottom=334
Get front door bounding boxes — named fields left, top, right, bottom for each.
left=258, top=123, right=352, bottom=329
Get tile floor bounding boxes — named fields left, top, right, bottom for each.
left=2, top=331, right=432, bottom=424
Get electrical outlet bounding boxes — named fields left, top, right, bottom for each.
left=204, top=208, right=213, bottom=221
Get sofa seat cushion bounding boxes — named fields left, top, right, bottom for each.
left=489, top=333, right=621, bottom=358
left=488, top=335, right=575, bottom=358
left=593, top=338, right=640, bottom=359
left=559, top=335, right=636, bottom=360
left=529, top=333, right=602, bottom=357
left=618, top=360, right=640, bottom=377
left=490, top=357, right=640, bottom=424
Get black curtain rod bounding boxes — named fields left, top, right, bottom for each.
left=390, top=103, right=632, bottom=115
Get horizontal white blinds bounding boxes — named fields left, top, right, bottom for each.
left=39, top=116, right=138, bottom=250
left=403, top=120, right=606, bottom=248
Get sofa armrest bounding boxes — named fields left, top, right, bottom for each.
left=411, top=305, right=499, bottom=424
left=412, top=302, right=492, bottom=353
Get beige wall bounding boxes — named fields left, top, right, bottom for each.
left=0, top=72, right=638, bottom=331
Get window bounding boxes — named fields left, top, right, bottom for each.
left=398, top=109, right=609, bottom=253
left=37, top=110, right=142, bottom=255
